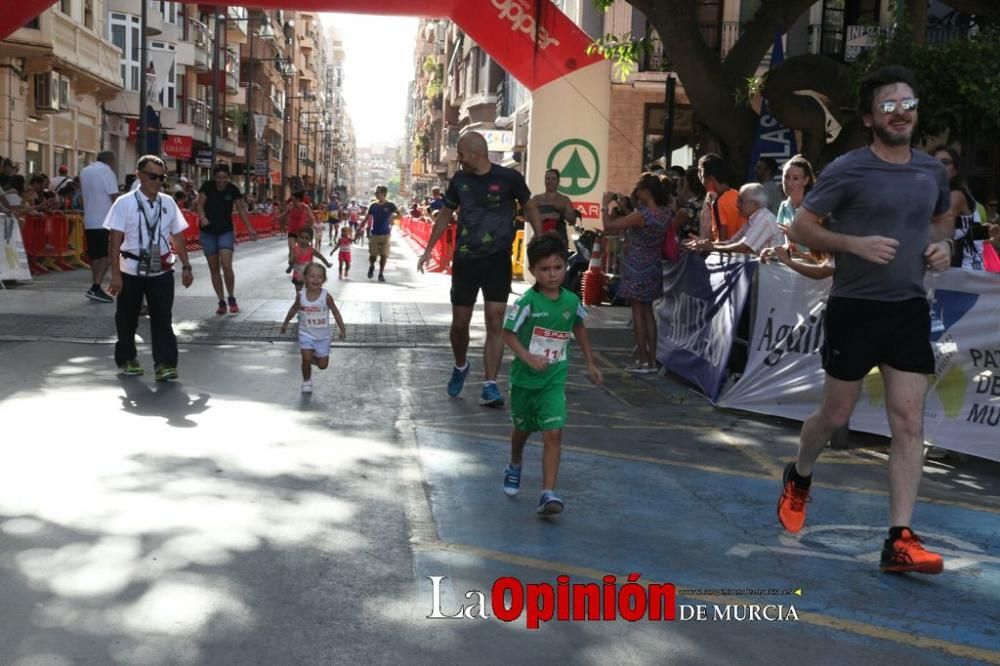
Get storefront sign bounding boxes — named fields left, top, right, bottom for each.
left=163, top=135, right=193, bottom=160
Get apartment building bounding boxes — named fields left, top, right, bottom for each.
left=0, top=0, right=122, bottom=177
left=404, top=1, right=994, bottom=202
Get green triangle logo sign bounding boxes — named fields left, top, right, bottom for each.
left=547, top=139, right=600, bottom=196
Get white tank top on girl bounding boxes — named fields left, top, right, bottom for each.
left=298, top=288, right=330, bottom=338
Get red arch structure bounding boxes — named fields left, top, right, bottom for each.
left=3, top=1, right=612, bottom=216
left=1, top=0, right=600, bottom=91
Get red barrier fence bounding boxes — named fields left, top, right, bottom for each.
left=16, top=209, right=282, bottom=275
left=20, top=212, right=74, bottom=274
left=399, top=215, right=454, bottom=273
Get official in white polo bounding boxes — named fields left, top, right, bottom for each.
left=104, top=155, right=194, bottom=381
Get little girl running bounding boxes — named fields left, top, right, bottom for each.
left=290, top=227, right=331, bottom=291
left=280, top=262, right=346, bottom=394
left=333, top=225, right=354, bottom=279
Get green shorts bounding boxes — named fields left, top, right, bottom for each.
left=510, top=383, right=566, bottom=433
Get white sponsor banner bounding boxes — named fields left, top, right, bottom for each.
left=718, top=263, right=1000, bottom=461
left=1, top=214, right=31, bottom=282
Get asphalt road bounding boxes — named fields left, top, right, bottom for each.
left=1, top=232, right=998, bottom=665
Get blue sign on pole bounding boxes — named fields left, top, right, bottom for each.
left=747, top=32, right=798, bottom=182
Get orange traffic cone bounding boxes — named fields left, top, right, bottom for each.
left=581, top=237, right=606, bottom=305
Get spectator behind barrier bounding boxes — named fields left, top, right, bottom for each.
left=697, top=154, right=745, bottom=241
left=672, top=166, right=705, bottom=241
left=931, top=145, right=986, bottom=270
left=685, top=183, right=782, bottom=256
left=601, top=172, right=672, bottom=375
left=755, top=156, right=782, bottom=215
left=760, top=154, right=834, bottom=280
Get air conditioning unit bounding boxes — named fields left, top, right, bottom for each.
left=33, top=72, right=60, bottom=114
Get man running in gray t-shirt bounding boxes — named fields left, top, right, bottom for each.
left=777, top=66, right=953, bottom=575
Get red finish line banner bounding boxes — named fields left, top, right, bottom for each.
left=1, top=0, right=600, bottom=91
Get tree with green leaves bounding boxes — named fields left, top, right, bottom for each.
left=588, top=0, right=1000, bottom=173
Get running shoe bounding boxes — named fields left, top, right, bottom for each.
left=118, top=359, right=143, bottom=376
left=367, top=265, right=375, bottom=279
left=624, top=361, right=646, bottom=374
left=536, top=491, right=564, bottom=516
left=216, top=300, right=227, bottom=315
left=447, top=364, right=469, bottom=397
left=227, top=296, right=239, bottom=314
left=777, top=462, right=811, bottom=533
left=503, top=464, right=522, bottom=497
left=154, top=364, right=178, bottom=382
left=880, top=529, right=944, bottom=574
left=479, top=382, right=504, bottom=407
left=86, top=286, right=114, bottom=303
left=378, top=274, right=386, bottom=282
left=301, top=379, right=313, bottom=394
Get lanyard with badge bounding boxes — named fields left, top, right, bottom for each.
left=134, top=192, right=164, bottom=275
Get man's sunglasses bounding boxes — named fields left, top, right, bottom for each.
left=877, top=98, right=919, bottom=114
left=140, top=171, right=166, bottom=181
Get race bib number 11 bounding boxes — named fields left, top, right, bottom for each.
left=529, top=326, right=569, bottom=363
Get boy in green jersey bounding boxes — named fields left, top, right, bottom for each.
left=502, top=234, right=603, bottom=515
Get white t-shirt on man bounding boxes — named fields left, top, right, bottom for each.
left=80, top=161, right=120, bottom=230
left=103, top=190, right=187, bottom=276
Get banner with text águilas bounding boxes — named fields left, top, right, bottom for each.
left=718, top=263, right=1000, bottom=461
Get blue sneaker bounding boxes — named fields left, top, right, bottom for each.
left=447, top=364, right=470, bottom=397
left=503, top=464, right=522, bottom=497
left=537, top=491, right=564, bottom=516
left=479, top=382, right=504, bottom=407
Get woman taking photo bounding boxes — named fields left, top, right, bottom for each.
left=601, top=173, right=672, bottom=374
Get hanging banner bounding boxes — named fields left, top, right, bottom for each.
left=1, top=215, right=32, bottom=282
left=656, top=252, right=757, bottom=401
left=747, top=31, right=798, bottom=182
left=253, top=114, right=268, bottom=141
left=718, top=263, right=1000, bottom=461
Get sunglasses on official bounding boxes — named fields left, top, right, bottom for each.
left=140, top=170, right=166, bottom=181
left=877, top=98, right=918, bottom=114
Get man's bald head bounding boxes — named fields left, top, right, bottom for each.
left=456, top=131, right=491, bottom=174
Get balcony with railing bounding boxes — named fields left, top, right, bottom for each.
left=439, top=125, right=459, bottom=164
left=218, top=118, right=238, bottom=156
left=226, top=6, right=248, bottom=44
left=185, top=97, right=210, bottom=143
left=224, top=49, right=240, bottom=93
left=187, top=18, right=213, bottom=71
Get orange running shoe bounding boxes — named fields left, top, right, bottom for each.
left=880, top=529, right=944, bottom=574
left=777, top=462, right=810, bottom=533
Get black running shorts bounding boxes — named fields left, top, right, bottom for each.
left=85, top=229, right=110, bottom=260
left=450, top=250, right=512, bottom=307
left=821, top=296, right=935, bottom=381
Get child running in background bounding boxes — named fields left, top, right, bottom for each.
left=280, top=262, right=346, bottom=394
left=312, top=207, right=326, bottom=253
left=501, top=234, right=603, bottom=516
left=333, top=225, right=354, bottom=279
left=289, top=227, right=331, bottom=291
